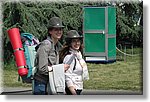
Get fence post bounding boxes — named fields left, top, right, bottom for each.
left=131, top=44, right=133, bottom=59
left=118, top=44, right=123, bottom=60
left=124, top=45, right=126, bottom=62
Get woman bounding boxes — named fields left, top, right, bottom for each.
left=59, top=30, right=89, bottom=95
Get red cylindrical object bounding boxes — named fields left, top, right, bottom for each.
left=7, top=28, right=28, bottom=76
left=7, top=28, right=23, bottom=50
left=14, top=50, right=26, bottom=67
left=18, top=68, right=28, bottom=76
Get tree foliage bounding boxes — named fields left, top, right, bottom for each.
left=116, top=1, right=143, bottom=45
left=2, top=1, right=143, bottom=63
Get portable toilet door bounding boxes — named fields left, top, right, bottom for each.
left=83, top=6, right=116, bottom=63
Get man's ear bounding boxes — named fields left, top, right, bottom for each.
left=49, top=30, right=52, bottom=35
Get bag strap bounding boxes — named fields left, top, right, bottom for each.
left=73, top=58, right=76, bottom=71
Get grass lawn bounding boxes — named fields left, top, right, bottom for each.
left=3, top=48, right=143, bottom=92
left=84, top=57, right=142, bottom=91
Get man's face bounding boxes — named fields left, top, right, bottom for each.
left=49, top=28, right=63, bottom=40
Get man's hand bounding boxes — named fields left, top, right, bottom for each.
left=48, top=66, right=53, bottom=72
left=64, top=64, right=70, bottom=72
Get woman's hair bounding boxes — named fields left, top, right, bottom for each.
left=59, top=44, right=70, bottom=63
left=59, top=38, right=83, bottom=63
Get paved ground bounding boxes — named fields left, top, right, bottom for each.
left=1, top=87, right=142, bottom=95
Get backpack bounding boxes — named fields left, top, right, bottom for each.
left=20, top=33, right=40, bottom=83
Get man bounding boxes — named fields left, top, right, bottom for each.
left=33, top=17, right=69, bottom=95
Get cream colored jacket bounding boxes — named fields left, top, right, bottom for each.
left=63, top=49, right=89, bottom=90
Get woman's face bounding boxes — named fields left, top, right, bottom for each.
left=71, top=38, right=81, bottom=50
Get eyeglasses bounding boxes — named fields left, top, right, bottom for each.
left=71, top=39, right=81, bottom=43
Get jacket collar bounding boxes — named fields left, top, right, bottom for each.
left=47, top=36, right=62, bottom=50
left=47, top=36, right=53, bottom=43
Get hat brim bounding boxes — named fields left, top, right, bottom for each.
left=51, top=25, right=65, bottom=28
left=66, top=36, right=83, bottom=39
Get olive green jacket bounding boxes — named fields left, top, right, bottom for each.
left=34, top=36, right=62, bottom=83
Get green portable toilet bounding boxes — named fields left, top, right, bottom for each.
left=83, top=6, right=116, bottom=63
